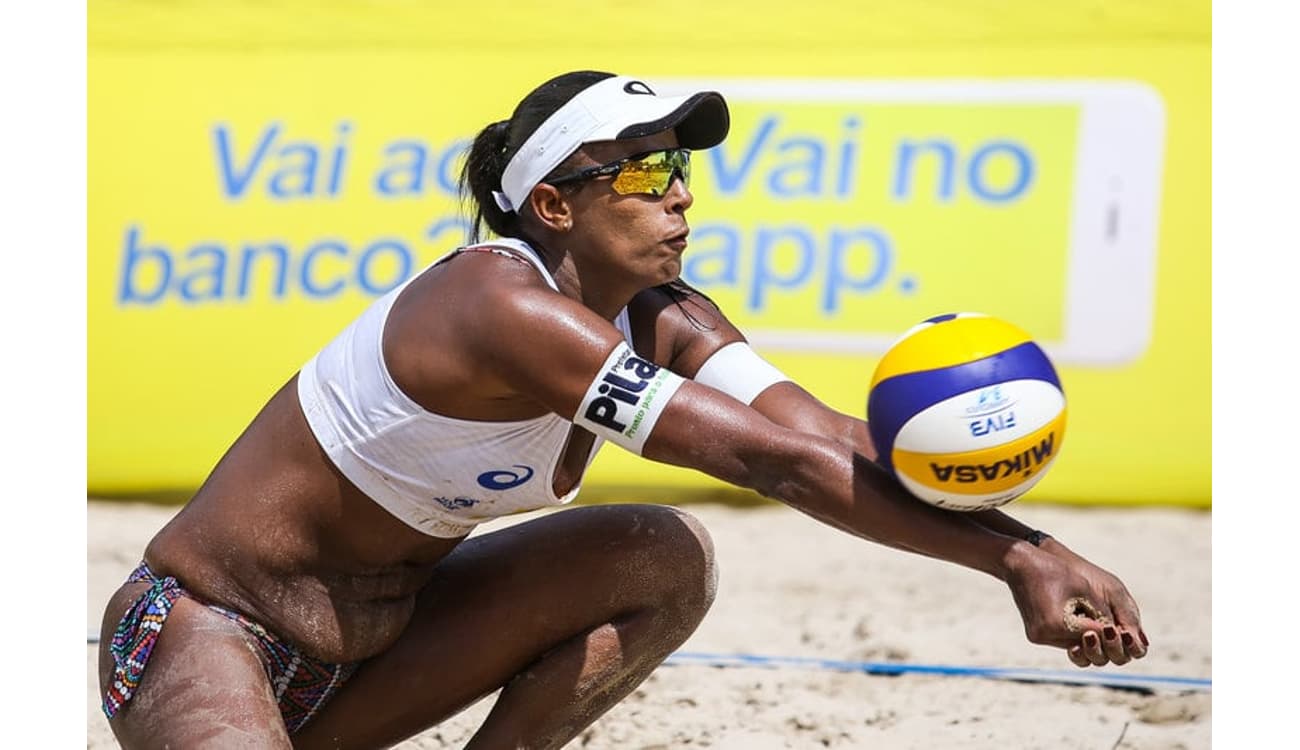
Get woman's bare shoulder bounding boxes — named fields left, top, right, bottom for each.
left=627, top=283, right=746, bottom=375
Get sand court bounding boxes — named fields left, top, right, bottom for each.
left=87, top=499, right=1210, bottom=749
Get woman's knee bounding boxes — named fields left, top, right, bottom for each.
left=610, top=504, right=718, bottom=623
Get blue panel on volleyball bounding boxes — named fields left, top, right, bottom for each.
left=867, top=342, right=1061, bottom=471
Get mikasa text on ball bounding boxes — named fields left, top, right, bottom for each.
left=866, top=313, right=1067, bottom=511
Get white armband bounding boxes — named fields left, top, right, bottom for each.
left=693, top=342, right=790, bottom=405
left=574, top=342, right=685, bottom=455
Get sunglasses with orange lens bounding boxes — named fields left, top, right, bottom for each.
left=546, top=148, right=691, bottom=197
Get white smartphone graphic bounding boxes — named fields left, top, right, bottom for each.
left=658, top=79, right=1167, bottom=367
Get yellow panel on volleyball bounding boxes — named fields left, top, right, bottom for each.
left=870, top=315, right=1035, bottom=388
left=892, top=410, right=1067, bottom=496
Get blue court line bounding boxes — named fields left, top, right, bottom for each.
left=84, top=631, right=1209, bottom=693
left=663, top=651, right=1211, bottom=693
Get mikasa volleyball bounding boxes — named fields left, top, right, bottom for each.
left=866, top=313, right=1067, bottom=511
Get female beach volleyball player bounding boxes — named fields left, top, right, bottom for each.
left=98, top=71, right=1149, bottom=749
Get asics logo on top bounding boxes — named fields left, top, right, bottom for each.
left=477, top=464, right=536, bottom=490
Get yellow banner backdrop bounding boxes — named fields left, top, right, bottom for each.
left=88, top=1, right=1210, bottom=506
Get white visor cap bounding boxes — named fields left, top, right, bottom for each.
left=493, top=75, right=729, bottom=214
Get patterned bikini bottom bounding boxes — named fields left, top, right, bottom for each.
left=102, top=561, right=361, bottom=734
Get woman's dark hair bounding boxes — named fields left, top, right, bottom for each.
left=460, top=70, right=615, bottom=242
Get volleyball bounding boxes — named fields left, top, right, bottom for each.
left=866, top=313, right=1067, bottom=511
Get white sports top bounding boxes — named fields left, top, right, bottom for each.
left=297, top=238, right=630, bottom=538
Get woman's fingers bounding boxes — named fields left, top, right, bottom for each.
left=1108, top=600, right=1150, bottom=661
left=1122, top=628, right=1149, bottom=660
left=1080, top=630, right=1108, bottom=666
left=1068, top=625, right=1151, bottom=668
left=1100, top=625, right=1131, bottom=665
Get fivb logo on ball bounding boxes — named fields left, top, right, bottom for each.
left=577, top=343, right=684, bottom=455
left=867, top=312, right=1067, bottom=511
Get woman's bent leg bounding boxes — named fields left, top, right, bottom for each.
left=98, top=585, right=293, bottom=749
left=294, top=503, right=717, bottom=750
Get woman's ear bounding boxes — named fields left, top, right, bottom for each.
left=527, top=183, right=574, bottom=233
